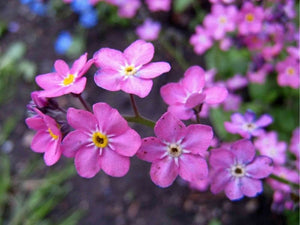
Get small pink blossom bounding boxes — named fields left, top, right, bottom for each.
left=25, top=109, right=62, bottom=166
left=226, top=74, right=248, bottom=91
left=222, top=93, right=241, bottom=111
left=93, top=40, right=171, bottom=98
left=62, top=102, right=141, bottom=178
left=136, top=18, right=161, bottom=41
left=189, top=26, right=213, bottom=55
left=160, top=66, right=228, bottom=120
left=247, top=63, right=272, bottom=84
left=209, top=139, right=273, bottom=200
left=254, top=131, right=287, bottom=165
left=36, top=53, right=93, bottom=98
left=107, top=0, right=141, bottom=18
left=224, top=110, right=273, bottom=139
left=276, top=56, right=300, bottom=89
left=290, top=127, right=300, bottom=158
left=136, top=112, right=213, bottom=188
left=145, top=0, right=171, bottom=12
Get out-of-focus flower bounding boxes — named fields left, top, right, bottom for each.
left=276, top=56, right=300, bottom=89
left=145, top=0, right=171, bottom=12
left=136, top=19, right=161, bottom=41
left=54, top=31, right=73, bottom=55
left=190, top=26, right=213, bottom=55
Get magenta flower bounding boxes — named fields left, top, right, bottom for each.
left=209, top=139, right=273, bottom=200
left=93, top=40, right=171, bottom=98
left=136, top=18, right=161, bottom=41
left=222, top=93, right=241, bottom=112
left=36, top=53, right=93, bottom=98
left=290, top=127, right=300, bottom=157
left=136, top=112, right=213, bottom=188
left=107, top=0, right=141, bottom=18
left=226, top=74, right=248, bottom=91
left=189, top=26, right=213, bottom=55
left=276, top=56, right=300, bottom=89
left=160, top=66, right=228, bottom=120
left=61, top=102, right=141, bottom=178
left=25, top=109, right=62, bottom=166
left=145, top=0, right=171, bottom=12
left=224, top=110, right=273, bottom=139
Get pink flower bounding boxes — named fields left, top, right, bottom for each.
left=222, top=93, right=241, bottom=111
left=93, top=40, right=171, bottom=98
left=25, top=109, right=62, bottom=166
left=203, top=4, right=237, bottom=40
left=62, top=102, right=141, bottom=178
left=237, top=2, right=264, bottom=35
left=254, top=131, right=287, bottom=165
left=224, top=110, right=273, bottom=139
left=136, top=18, right=161, bottom=41
left=136, top=112, right=213, bottom=188
left=189, top=26, right=213, bottom=55
left=160, top=66, right=228, bottom=120
left=209, top=139, right=273, bottom=200
left=290, top=127, right=300, bottom=157
left=276, top=56, right=300, bottom=89
left=36, top=53, right=93, bottom=98
left=107, top=0, right=141, bottom=18
left=226, top=74, right=248, bottom=91
left=247, top=63, right=272, bottom=84
left=145, top=0, right=171, bottom=12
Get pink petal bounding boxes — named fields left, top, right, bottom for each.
left=38, top=87, right=68, bottom=98
left=62, top=77, right=87, bottom=94
left=93, top=48, right=126, bottom=69
left=94, top=69, right=122, bottom=91
left=25, top=117, right=46, bottom=131
left=203, top=86, right=228, bottom=104
left=93, top=102, right=128, bottom=135
left=167, top=104, right=194, bottom=120
left=121, top=76, right=153, bottom=98
left=78, top=58, right=94, bottom=77
left=137, top=62, right=171, bottom=79
left=231, top=113, right=246, bottom=124
left=181, top=124, right=213, bottom=155
left=246, top=156, right=273, bottom=179
left=67, top=107, right=97, bottom=131
left=210, top=168, right=231, bottom=194
left=43, top=140, right=61, bottom=166
left=224, top=179, right=244, bottom=200
left=123, top=40, right=154, bottom=66
left=231, top=139, right=256, bottom=164
left=160, top=82, right=187, bottom=105
left=255, top=114, right=273, bottom=127
left=179, top=154, right=208, bottom=182
left=182, top=66, right=205, bottom=93
left=70, top=53, right=87, bottom=75
left=109, top=129, right=141, bottom=157
left=61, top=130, right=90, bottom=158
left=100, top=149, right=130, bottom=177
left=31, top=131, right=51, bottom=153
left=154, top=112, right=186, bottom=143
left=185, top=93, right=206, bottom=108
left=209, top=148, right=235, bottom=169
left=240, top=177, right=263, bottom=197
left=35, top=73, right=62, bottom=90
left=150, top=157, right=178, bottom=187
left=75, top=146, right=101, bottom=178
left=54, top=60, right=70, bottom=78
left=136, top=137, right=166, bottom=162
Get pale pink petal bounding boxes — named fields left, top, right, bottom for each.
left=160, top=83, right=187, bottom=105
left=150, top=157, right=178, bottom=187
left=231, top=113, right=246, bottom=124
left=38, top=87, right=69, bottom=98
left=167, top=104, right=194, bottom=120
left=255, top=114, right=273, bottom=127
left=182, top=66, right=205, bottom=93
left=54, top=60, right=70, bottom=78
left=93, top=48, right=126, bottom=69
left=224, top=179, right=244, bottom=200
left=123, top=40, right=154, bottom=66
left=246, top=156, right=273, bottom=179
left=93, top=102, right=128, bottom=135
left=62, top=77, right=87, bottom=94
left=26, top=117, right=47, bottom=131
left=185, top=93, right=206, bottom=108
left=67, top=108, right=97, bottom=131
left=121, top=76, right=153, bottom=98
left=75, top=146, right=101, bottom=178
left=100, top=149, right=130, bottom=177
left=181, top=124, right=213, bottom=155
left=70, top=53, right=87, bottom=75
left=136, top=137, right=166, bottom=162
left=203, top=86, right=228, bottom=104
left=78, top=58, right=94, bottom=77
left=137, top=62, right=171, bottom=79
left=154, top=112, right=186, bottom=143
left=94, top=69, right=122, bottom=91
left=240, top=177, right=263, bottom=197
left=210, top=168, right=231, bottom=194
left=209, top=148, right=235, bottom=169
left=231, top=139, right=255, bottom=164
left=61, top=130, right=90, bottom=158
left=109, top=129, right=141, bottom=157
left=35, top=73, right=62, bottom=90
left=31, top=131, right=51, bottom=153
left=179, top=154, right=208, bottom=182
left=44, top=141, right=61, bottom=166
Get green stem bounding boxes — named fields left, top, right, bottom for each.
left=124, top=116, right=155, bottom=128
left=129, top=94, right=140, bottom=118
left=269, top=174, right=300, bottom=189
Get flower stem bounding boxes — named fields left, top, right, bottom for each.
left=124, top=116, right=155, bottom=128
left=269, top=174, right=300, bottom=189
left=73, top=93, right=91, bottom=112
left=129, top=94, right=140, bottom=118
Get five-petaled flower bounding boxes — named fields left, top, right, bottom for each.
left=136, top=112, right=213, bottom=188
left=93, top=39, right=171, bottom=98
left=36, top=53, right=93, bottom=98
left=25, top=108, right=62, bottom=166
left=61, top=102, right=141, bottom=178
left=209, top=139, right=273, bottom=200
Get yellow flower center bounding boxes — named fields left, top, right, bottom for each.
left=48, top=128, right=59, bottom=140
left=219, top=16, right=227, bottom=24
left=167, top=144, right=182, bottom=158
left=245, top=13, right=255, bottom=22
left=92, top=131, right=108, bottom=148
left=62, top=74, right=75, bottom=86
left=124, top=65, right=137, bottom=76
left=286, top=67, right=295, bottom=76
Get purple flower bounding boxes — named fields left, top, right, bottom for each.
left=189, top=26, right=213, bottom=55
left=136, top=112, right=213, bottom=188
left=209, top=139, right=273, bottom=200
left=93, top=40, right=171, bottom=98
left=276, top=56, right=300, bottom=89
left=62, top=102, right=141, bottom=178
left=136, top=18, right=161, bottom=41
left=224, top=110, right=273, bottom=139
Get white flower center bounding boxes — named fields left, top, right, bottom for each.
left=230, top=164, right=246, bottom=178
left=167, top=143, right=183, bottom=158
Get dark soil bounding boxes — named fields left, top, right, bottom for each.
left=0, top=1, right=288, bottom=224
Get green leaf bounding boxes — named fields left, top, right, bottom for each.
left=18, top=60, right=37, bottom=82
left=0, top=42, right=26, bottom=69
left=173, top=0, right=194, bottom=13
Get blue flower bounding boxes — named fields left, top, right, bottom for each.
left=54, top=31, right=73, bottom=55
left=79, top=9, right=98, bottom=28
